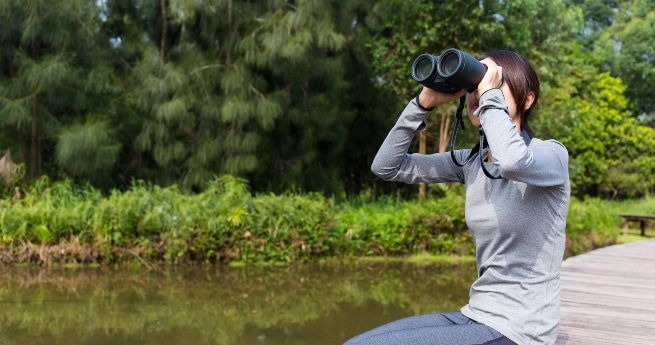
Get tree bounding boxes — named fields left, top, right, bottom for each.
left=543, top=72, right=655, bottom=197
left=592, top=0, right=655, bottom=117
left=56, top=121, right=121, bottom=181
left=104, top=0, right=353, bottom=193
left=0, top=0, right=118, bottom=179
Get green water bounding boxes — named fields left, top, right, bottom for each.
left=0, top=261, right=477, bottom=345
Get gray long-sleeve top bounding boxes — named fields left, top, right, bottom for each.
left=371, top=89, right=571, bottom=345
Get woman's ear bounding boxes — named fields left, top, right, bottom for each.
left=524, top=91, right=535, bottom=110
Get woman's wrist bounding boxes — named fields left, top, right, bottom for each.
left=473, top=88, right=507, bottom=117
left=479, top=88, right=503, bottom=100
left=416, top=93, right=436, bottom=111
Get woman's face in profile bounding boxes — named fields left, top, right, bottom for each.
left=465, top=59, right=519, bottom=128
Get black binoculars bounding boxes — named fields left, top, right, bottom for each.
left=411, top=48, right=486, bottom=93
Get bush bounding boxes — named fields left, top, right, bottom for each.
left=0, top=175, right=651, bottom=264
left=564, top=195, right=655, bottom=256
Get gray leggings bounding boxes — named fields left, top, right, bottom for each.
left=343, top=311, right=517, bottom=345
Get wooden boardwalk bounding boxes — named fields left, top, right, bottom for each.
left=555, top=239, right=655, bottom=344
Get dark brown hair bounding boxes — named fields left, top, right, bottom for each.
left=483, top=50, right=540, bottom=137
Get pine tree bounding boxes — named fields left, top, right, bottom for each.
left=0, top=0, right=118, bottom=179
left=107, top=0, right=347, bottom=190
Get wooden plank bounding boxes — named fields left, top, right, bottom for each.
left=560, top=265, right=655, bottom=278
left=555, top=239, right=655, bottom=344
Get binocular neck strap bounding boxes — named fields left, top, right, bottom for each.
left=449, top=95, right=502, bottom=179
left=477, top=127, right=502, bottom=179
left=450, top=96, right=474, bottom=167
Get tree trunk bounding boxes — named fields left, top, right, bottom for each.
left=418, top=131, right=426, bottom=202
left=438, top=104, right=451, bottom=153
left=37, top=129, right=42, bottom=174
left=17, top=127, right=25, bottom=165
left=30, top=97, right=40, bottom=177
left=159, top=0, right=168, bottom=60
left=226, top=0, right=233, bottom=66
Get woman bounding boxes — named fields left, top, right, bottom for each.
left=344, top=50, right=570, bottom=345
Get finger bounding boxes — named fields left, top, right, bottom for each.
left=448, top=89, right=466, bottom=100
left=482, top=64, right=499, bottom=78
left=422, top=86, right=437, bottom=95
left=480, top=57, right=498, bottom=68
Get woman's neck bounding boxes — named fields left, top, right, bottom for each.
left=486, top=151, right=494, bottom=163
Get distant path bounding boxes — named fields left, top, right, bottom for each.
left=555, top=239, right=655, bottom=344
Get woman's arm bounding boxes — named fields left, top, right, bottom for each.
left=370, top=96, right=469, bottom=184
left=475, top=89, right=569, bottom=187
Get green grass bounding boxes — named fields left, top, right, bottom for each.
left=0, top=175, right=652, bottom=265
left=564, top=195, right=655, bottom=256
left=616, top=233, right=653, bottom=244
left=316, top=253, right=477, bottom=265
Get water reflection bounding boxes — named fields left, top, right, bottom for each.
left=0, top=261, right=477, bottom=345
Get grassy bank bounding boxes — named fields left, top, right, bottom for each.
left=0, top=175, right=652, bottom=265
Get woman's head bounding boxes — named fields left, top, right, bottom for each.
left=466, top=50, right=540, bottom=137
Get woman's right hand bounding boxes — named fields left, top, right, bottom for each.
left=418, top=86, right=466, bottom=109
left=477, top=58, right=503, bottom=96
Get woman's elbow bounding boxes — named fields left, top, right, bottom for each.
left=370, top=160, right=397, bottom=181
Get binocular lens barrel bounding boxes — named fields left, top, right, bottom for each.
left=440, top=51, right=461, bottom=76
left=412, top=54, right=438, bottom=83
left=411, top=48, right=487, bottom=93
left=437, top=49, right=487, bottom=92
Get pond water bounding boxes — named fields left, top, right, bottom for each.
left=0, top=261, right=477, bottom=345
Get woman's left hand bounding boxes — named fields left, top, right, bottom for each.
left=477, top=58, right=503, bottom=96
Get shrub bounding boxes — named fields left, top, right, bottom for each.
left=0, top=175, right=651, bottom=264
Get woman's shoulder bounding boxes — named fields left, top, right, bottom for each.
left=529, top=137, right=569, bottom=163
left=530, top=137, right=568, bottom=152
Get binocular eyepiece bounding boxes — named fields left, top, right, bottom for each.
left=411, top=48, right=486, bottom=93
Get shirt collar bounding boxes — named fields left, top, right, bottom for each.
left=520, top=128, right=532, bottom=146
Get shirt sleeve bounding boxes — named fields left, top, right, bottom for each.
left=474, top=88, right=569, bottom=187
left=370, top=97, right=468, bottom=184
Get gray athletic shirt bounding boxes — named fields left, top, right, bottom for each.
left=370, top=88, right=571, bottom=345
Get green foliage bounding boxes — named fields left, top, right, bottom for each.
left=0, top=177, right=101, bottom=244
left=56, top=121, right=121, bottom=180
left=0, top=176, right=650, bottom=264
left=334, top=188, right=471, bottom=256
left=539, top=72, right=655, bottom=197
left=591, top=0, right=655, bottom=115
left=114, top=0, right=358, bottom=192
left=364, top=0, right=582, bottom=102
left=0, top=0, right=113, bottom=178
left=565, top=195, right=655, bottom=255
left=0, top=0, right=653, bottom=199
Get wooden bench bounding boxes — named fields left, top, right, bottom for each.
left=620, top=214, right=655, bottom=236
